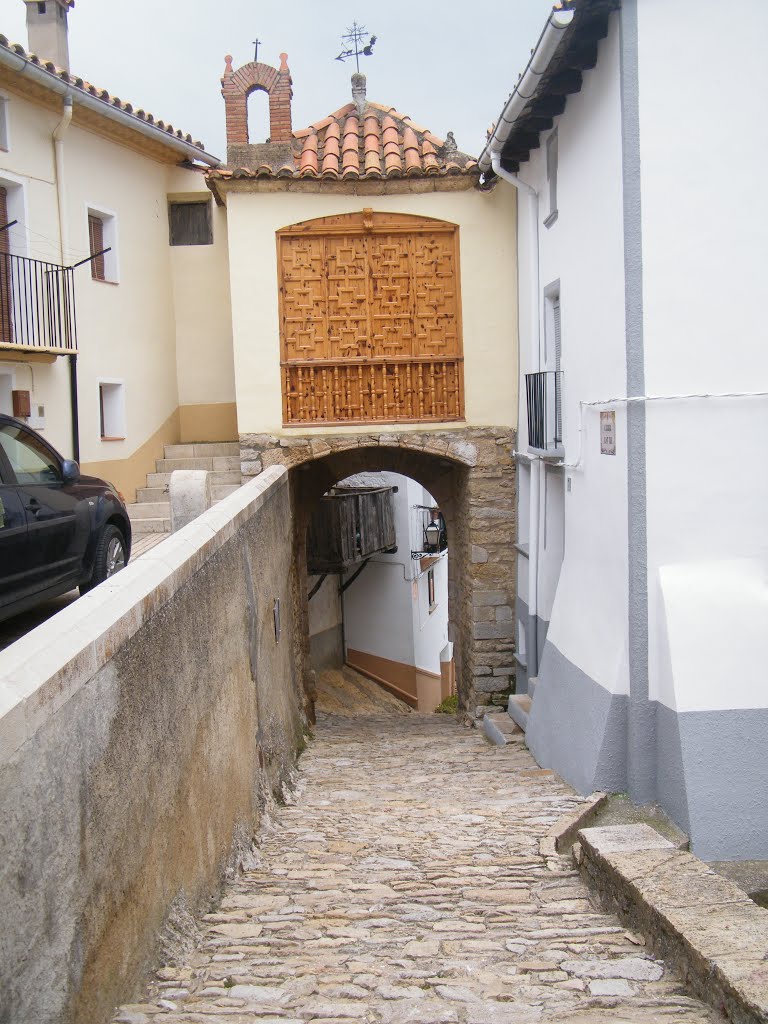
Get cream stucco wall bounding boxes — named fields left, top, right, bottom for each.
left=0, top=79, right=232, bottom=496
left=167, top=169, right=237, bottom=420
left=223, top=185, right=518, bottom=436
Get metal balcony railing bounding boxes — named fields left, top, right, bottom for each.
left=525, top=370, right=563, bottom=452
left=0, top=251, right=78, bottom=352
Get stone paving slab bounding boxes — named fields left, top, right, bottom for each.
left=113, top=714, right=721, bottom=1024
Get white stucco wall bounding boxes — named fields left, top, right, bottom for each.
left=637, top=0, right=768, bottom=713
left=223, top=186, right=517, bottom=436
left=342, top=474, right=448, bottom=675
left=516, top=17, right=629, bottom=695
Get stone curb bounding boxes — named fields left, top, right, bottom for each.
left=537, top=792, right=607, bottom=858
left=574, top=824, right=768, bottom=1024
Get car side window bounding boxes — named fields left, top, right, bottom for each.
left=0, top=425, right=61, bottom=485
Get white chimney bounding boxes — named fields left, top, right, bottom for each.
left=24, top=0, right=73, bottom=72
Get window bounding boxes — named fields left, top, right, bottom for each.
left=427, top=568, right=436, bottom=611
left=544, top=286, right=561, bottom=372
left=88, top=214, right=105, bottom=280
left=0, top=423, right=60, bottom=484
left=37, top=2, right=46, bottom=13
left=545, top=129, right=558, bottom=228
left=98, top=381, right=126, bottom=439
left=87, top=207, right=118, bottom=282
left=168, top=201, right=213, bottom=246
left=0, top=96, right=8, bottom=152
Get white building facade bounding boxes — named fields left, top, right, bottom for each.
left=481, top=0, right=768, bottom=860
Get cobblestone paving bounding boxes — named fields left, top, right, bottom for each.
left=114, top=712, right=721, bottom=1024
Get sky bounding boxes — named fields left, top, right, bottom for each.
left=2, top=0, right=555, bottom=160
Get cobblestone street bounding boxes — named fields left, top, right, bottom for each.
left=114, top=704, right=720, bottom=1024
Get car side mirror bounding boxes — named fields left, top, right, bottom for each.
left=62, top=459, right=80, bottom=483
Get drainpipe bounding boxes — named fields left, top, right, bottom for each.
left=53, top=95, right=79, bottom=462
left=489, top=153, right=544, bottom=684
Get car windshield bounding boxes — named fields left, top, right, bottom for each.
left=0, top=424, right=61, bottom=485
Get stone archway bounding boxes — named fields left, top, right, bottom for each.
left=240, top=428, right=517, bottom=721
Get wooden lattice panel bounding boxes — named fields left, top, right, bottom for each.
left=277, top=211, right=464, bottom=425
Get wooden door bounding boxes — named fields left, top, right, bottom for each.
left=278, top=211, right=464, bottom=426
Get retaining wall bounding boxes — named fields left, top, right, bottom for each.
left=0, top=466, right=305, bottom=1024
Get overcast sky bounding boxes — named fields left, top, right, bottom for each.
left=3, top=0, right=554, bottom=159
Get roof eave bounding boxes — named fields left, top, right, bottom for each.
left=0, top=41, right=220, bottom=167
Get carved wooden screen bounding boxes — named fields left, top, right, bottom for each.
left=278, top=211, right=464, bottom=425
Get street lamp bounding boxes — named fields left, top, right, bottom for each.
left=424, top=519, right=441, bottom=551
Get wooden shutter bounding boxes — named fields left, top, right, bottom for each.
left=88, top=214, right=105, bottom=280
left=0, top=187, right=11, bottom=342
left=278, top=211, right=464, bottom=426
left=169, top=202, right=212, bottom=246
left=553, top=297, right=561, bottom=371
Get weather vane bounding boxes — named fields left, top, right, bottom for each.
left=335, top=22, right=377, bottom=73
left=252, top=38, right=261, bottom=63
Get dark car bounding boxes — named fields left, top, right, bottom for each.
left=0, top=414, right=132, bottom=624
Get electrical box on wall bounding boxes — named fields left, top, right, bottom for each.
left=12, top=390, right=31, bottom=419
left=28, top=404, right=46, bottom=430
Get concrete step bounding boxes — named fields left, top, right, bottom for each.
left=136, top=486, right=168, bottom=503
left=155, top=455, right=241, bottom=474
left=482, top=712, right=523, bottom=746
left=528, top=676, right=538, bottom=699
left=146, top=470, right=241, bottom=488
left=127, top=501, right=171, bottom=520
left=163, top=442, right=239, bottom=459
left=131, top=516, right=171, bottom=534
left=508, top=693, right=533, bottom=733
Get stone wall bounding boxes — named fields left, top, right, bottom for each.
left=0, top=467, right=306, bottom=1024
left=239, top=427, right=517, bottom=717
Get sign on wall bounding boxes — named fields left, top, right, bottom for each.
left=600, top=411, right=616, bottom=455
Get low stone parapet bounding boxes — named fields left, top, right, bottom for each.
left=0, top=465, right=305, bottom=1024
left=574, top=824, right=768, bottom=1024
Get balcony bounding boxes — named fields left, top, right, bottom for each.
left=525, top=370, right=563, bottom=455
left=307, top=485, right=397, bottom=573
left=0, top=252, right=78, bottom=357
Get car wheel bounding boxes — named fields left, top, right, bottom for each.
left=80, top=525, right=127, bottom=594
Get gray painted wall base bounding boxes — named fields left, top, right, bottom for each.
left=525, top=640, right=628, bottom=796
left=515, top=596, right=549, bottom=696
left=657, top=703, right=768, bottom=862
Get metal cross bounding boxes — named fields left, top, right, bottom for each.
left=253, top=38, right=262, bottom=63
left=335, top=22, right=377, bottom=73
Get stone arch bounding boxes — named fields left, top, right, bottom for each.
left=221, top=53, right=293, bottom=145
left=239, top=429, right=517, bottom=721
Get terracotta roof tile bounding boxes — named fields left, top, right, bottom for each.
left=208, top=76, right=478, bottom=183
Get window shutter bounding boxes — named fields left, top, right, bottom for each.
left=88, top=214, right=105, bottom=280
left=553, top=297, right=561, bottom=371
left=169, top=202, right=212, bottom=246
left=0, top=187, right=11, bottom=342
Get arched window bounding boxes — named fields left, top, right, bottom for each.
left=247, top=88, right=270, bottom=144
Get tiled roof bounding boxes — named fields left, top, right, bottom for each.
left=0, top=33, right=211, bottom=157
left=211, top=89, right=478, bottom=182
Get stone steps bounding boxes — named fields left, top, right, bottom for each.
left=508, top=693, right=533, bottom=732
left=482, top=711, right=523, bottom=746
left=127, top=441, right=241, bottom=537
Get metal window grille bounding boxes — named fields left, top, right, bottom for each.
left=525, top=370, right=563, bottom=452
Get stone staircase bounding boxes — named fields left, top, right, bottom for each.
left=483, top=678, right=536, bottom=747
left=127, top=442, right=241, bottom=535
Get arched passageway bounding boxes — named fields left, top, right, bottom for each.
left=240, top=429, right=517, bottom=721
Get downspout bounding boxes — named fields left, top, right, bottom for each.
left=53, top=95, right=79, bottom=462
left=489, top=153, right=543, bottom=683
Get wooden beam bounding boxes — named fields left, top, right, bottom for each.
left=567, top=44, right=599, bottom=72
left=547, top=70, right=583, bottom=95
left=529, top=95, right=567, bottom=118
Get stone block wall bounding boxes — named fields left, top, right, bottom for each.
left=0, top=468, right=306, bottom=1024
left=239, top=426, right=517, bottom=718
